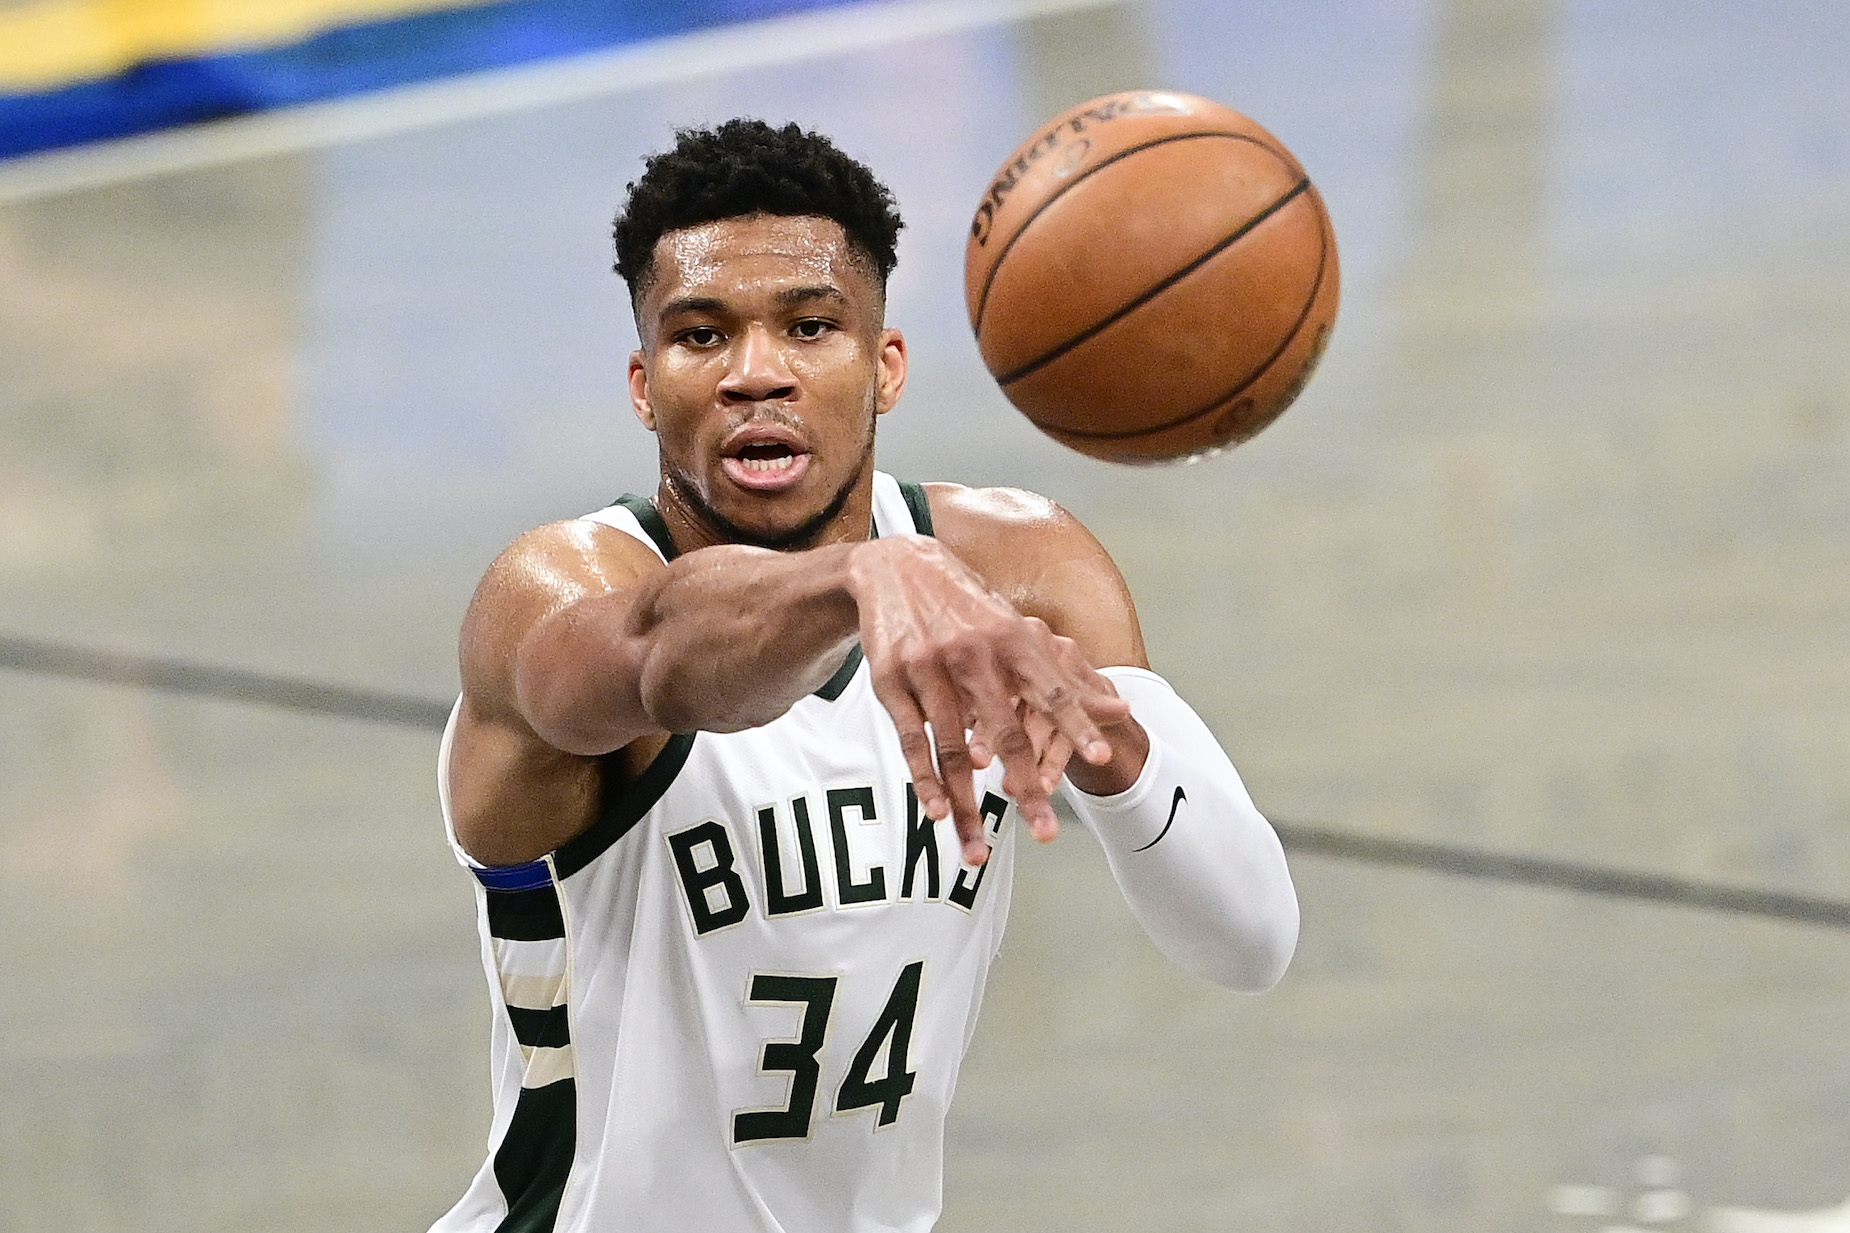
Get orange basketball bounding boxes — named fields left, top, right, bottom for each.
left=964, top=90, right=1339, bottom=463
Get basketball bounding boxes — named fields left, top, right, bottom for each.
left=964, top=90, right=1340, bottom=463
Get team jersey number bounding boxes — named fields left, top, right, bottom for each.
left=732, top=961, right=924, bottom=1144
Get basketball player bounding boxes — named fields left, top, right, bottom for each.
left=430, top=119, right=1298, bottom=1233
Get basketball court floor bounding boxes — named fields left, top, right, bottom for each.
left=2, top=0, right=1849, bottom=1229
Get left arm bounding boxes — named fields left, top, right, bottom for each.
left=932, top=483, right=1298, bottom=992
left=1061, top=667, right=1297, bottom=991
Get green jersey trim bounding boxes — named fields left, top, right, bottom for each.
left=897, top=479, right=933, bottom=535
left=561, top=478, right=935, bottom=873
left=612, top=492, right=678, bottom=560
left=555, top=731, right=697, bottom=879
left=814, top=644, right=865, bottom=702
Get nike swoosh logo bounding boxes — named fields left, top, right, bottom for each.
left=1131, top=786, right=1186, bottom=852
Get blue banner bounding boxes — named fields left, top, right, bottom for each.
left=0, top=0, right=855, bottom=160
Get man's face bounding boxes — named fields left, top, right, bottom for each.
left=628, top=213, right=906, bottom=550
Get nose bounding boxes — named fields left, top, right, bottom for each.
left=717, top=324, right=797, bottom=403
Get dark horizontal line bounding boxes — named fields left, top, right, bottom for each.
left=0, top=632, right=452, bottom=730
left=1273, top=820, right=1850, bottom=932
left=5, top=630, right=1844, bottom=932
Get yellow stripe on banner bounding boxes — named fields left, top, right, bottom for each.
left=0, top=0, right=508, bottom=92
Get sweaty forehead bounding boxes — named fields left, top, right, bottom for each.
left=645, top=214, right=874, bottom=305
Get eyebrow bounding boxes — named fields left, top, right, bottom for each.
left=657, top=285, right=850, bottom=319
left=656, top=295, right=727, bottom=320
left=774, top=284, right=849, bottom=309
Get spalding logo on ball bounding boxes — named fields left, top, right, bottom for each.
left=965, top=90, right=1339, bottom=464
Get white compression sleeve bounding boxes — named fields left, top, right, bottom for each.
left=1059, top=667, right=1299, bottom=991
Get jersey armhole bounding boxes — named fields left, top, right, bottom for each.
left=552, top=732, right=697, bottom=878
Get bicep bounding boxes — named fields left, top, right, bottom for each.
left=458, top=520, right=668, bottom=755
left=448, top=521, right=667, bottom=865
left=1018, top=519, right=1148, bottom=670
left=447, top=689, right=603, bottom=867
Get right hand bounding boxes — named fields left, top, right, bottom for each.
left=847, top=535, right=1131, bottom=864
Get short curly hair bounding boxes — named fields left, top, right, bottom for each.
left=613, top=119, right=903, bottom=302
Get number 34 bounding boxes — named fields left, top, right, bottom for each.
left=732, top=961, right=924, bottom=1145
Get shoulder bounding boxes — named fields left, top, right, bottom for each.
left=461, top=518, right=667, bottom=708
left=465, top=517, right=665, bottom=630
left=920, top=480, right=1066, bottom=536
left=919, top=481, right=1103, bottom=577
left=919, top=481, right=1148, bottom=670
left=482, top=514, right=666, bottom=591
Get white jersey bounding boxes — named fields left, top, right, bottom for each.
left=431, top=472, right=1017, bottom=1233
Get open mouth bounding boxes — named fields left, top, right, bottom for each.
left=722, top=437, right=812, bottom=490
left=734, top=441, right=803, bottom=474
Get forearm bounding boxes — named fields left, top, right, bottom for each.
left=515, top=541, right=861, bottom=752
left=633, top=542, right=862, bottom=731
left=1060, top=667, right=1299, bottom=992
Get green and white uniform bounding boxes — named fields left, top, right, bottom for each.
left=430, top=471, right=1299, bottom=1233
left=431, top=473, right=1017, bottom=1233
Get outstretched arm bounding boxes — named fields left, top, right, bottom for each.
left=932, top=483, right=1297, bottom=992
left=1062, top=669, right=1298, bottom=991
left=447, top=516, right=1126, bottom=867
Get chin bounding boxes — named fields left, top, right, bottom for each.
left=690, top=477, right=845, bottom=551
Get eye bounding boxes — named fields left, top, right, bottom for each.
left=679, top=326, right=723, bottom=347
left=792, top=318, right=836, bottom=340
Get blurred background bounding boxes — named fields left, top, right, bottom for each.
left=2, top=0, right=1849, bottom=1229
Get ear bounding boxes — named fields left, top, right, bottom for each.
left=874, top=328, right=907, bottom=416
left=628, top=349, right=657, bottom=431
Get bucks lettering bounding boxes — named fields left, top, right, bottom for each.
left=666, top=784, right=1009, bottom=935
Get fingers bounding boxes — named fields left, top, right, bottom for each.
left=919, top=680, right=984, bottom=856
left=1037, top=728, right=1074, bottom=797
left=870, top=676, right=949, bottom=824
left=877, top=647, right=1113, bottom=862
left=1012, top=626, right=1129, bottom=769
left=951, top=646, right=1020, bottom=776
left=854, top=540, right=1126, bottom=863
left=989, top=704, right=1043, bottom=808
left=955, top=811, right=992, bottom=867
left=1004, top=707, right=1066, bottom=843
left=930, top=712, right=1000, bottom=866
left=873, top=665, right=994, bottom=867
left=1008, top=770, right=1060, bottom=844
left=923, top=638, right=1034, bottom=865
